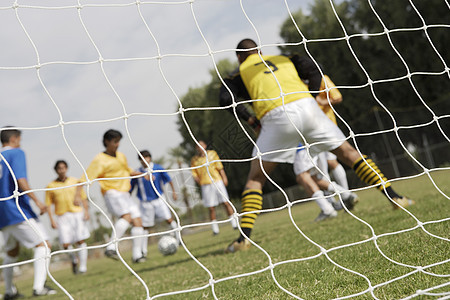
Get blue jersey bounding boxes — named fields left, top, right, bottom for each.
left=0, top=147, right=37, bottom=229
left=130, top=164, right=172, bottom=202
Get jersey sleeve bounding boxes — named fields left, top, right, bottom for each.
left=45, top=185, right=53, bottom=206
left=289, top=54, right=322, bottom=97
left=210, top=151, right=224, bottom=171
left=82, top=156, right=103, bottom=182
left=219, top=70, right=254, bottom=122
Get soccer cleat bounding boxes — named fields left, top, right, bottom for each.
left=32, top=286, right=57, bottom=296
left=342, top=193, right=359, bottom=211
left=314, top=210, right=338, bottom=222
left=104, top=249, right=119, bottom=260
left=224, top=239, right=251, bottom=254
left=392, top=197, right=415, bottom=209
left=4, top=286, right=24, bottom=300
left=132, top=256, right=147, bottom=264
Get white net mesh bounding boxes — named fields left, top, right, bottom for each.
left=0, top=0, right=449, bottom=299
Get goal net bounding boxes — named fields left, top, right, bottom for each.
left=0, top=0, right=449, bottom=299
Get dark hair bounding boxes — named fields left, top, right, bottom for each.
left=54, top=160, right=68, bottom=171
left=236, top=38, right=258, bottom=56
left=139, top=150, right=151, bottom=160
left=1, top=126, right=21, bottom=144
left=103, top=129, right=122, bottom=147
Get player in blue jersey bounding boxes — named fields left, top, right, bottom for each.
left=130, top=150, right=178, bottom=260
left=0, top=127, right=57, bottom=298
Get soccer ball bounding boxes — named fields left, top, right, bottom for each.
left=158, top=235, right=178, bottom=256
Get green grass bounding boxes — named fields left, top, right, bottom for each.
left=3, top=170, right=449, bottom=299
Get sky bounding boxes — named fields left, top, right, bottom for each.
left=0, top=0, right=312, bottom=227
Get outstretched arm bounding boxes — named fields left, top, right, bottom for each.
left=18, top=178, right=47, bottom=215
left=219, top=73, right=260, bottom=130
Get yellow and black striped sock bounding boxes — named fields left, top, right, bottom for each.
left=352, top=155, right=401, bottom=199
left=237, top=189, right=263, bottom=242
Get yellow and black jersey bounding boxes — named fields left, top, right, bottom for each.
left=219, top=54, right=323, bottom=120
left=81, top=151, right=134, bottom=194
left=46, top=177, right=86, bottom=215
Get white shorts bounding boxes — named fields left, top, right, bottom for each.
left=254, top=98, right=346, bottom=164
left=2, top=218, right=49, bottom=251
left=201, top=180, right=229, bottom=208
left=140, top=199, right=172, bottom=227
left=293, top=150, right=329, bottom=177
left=104, top=190, right=141, bottom=219
left=57, top=211, right=90, bottom=245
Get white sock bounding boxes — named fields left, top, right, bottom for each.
left=330, top=164, right=349, bottom=190
left=327, top=181, right=351, bottom=200
left=106, top=218, right=130, bottom=251
left=77, top=243, right=88, bottom=273
left=211, top=220, right=219, bottom=234
left=3, top=255, right=18, bottom=295
left=33, top=246, right=48, bottom=291
left=142, top=230, right=149, bottom=257
left=230, top=217, right=238, bottom=229
left=312, top=191, right=335, bottom=215
left=169, top=220, right=180, bottom=242
left=131, top=227, right=144, bottom=261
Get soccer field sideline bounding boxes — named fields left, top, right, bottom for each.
left=2, top=169, right=449, bottom=299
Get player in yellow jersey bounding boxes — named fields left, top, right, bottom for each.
left=219, top=38, right=414, bottom=253
left=46, top=160, right=90, bottom=274
left=76, top=129, right=145, bottom=263
left=293, top=75, right=359, bottom=221
left=191, top=140, right=237, bottom=235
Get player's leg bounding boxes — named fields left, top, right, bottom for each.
left=154, top=198, right=179, bottom=241
left=58, top=213, right=79, bottom=274
left=73, top=211, right=90, bottom=273
left=7, top=218, right=56, bottom=296
left=327, top=157, right=348, bottom=189
left=215, top=180, right=237, bottom=229
left=130, top=206, right=145, bottom=263
left=240, top=159, right=277, bottom=239
left=140, top=201, right=155, bottom=259
left=104, top=190, right=133, bottom=258
left=293, top=149, right=337, bottom=220
left=296, top=171, right=337, bottom=221
left=331, top=141, right=414, bottom=208
left=2, top=236, right=21, bottom=298
left=209, top=207, right=220, bottom=235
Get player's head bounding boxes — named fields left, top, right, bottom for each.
left=54, top=160, right=68, bottom=177
left=103, top=129, right=122, bottom=151
left=236, top=38, right=259, bottom=64
left=195, top=140, right=207, bottom=156
left=138, top=150, right=152, bottom=167
left=1, top=126, right=21, bottom=147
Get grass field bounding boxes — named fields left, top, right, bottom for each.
left=2, top=169, right=449, bottom=299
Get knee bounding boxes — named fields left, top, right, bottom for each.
left=7, top=244, right=20, bottom=257
left=120, top=214, right=132, bottom=223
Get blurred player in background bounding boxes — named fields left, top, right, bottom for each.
left=76, top=129, right=145, bottom=263
left=190, top=140, right=237, bottom=235
left=0, top=126, right=57, bottom=298
left=130, top=150, right=179, bottom=260
left=46, top=160, right=90, bottom=274
left=219, top=38, right=414, bottom=253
